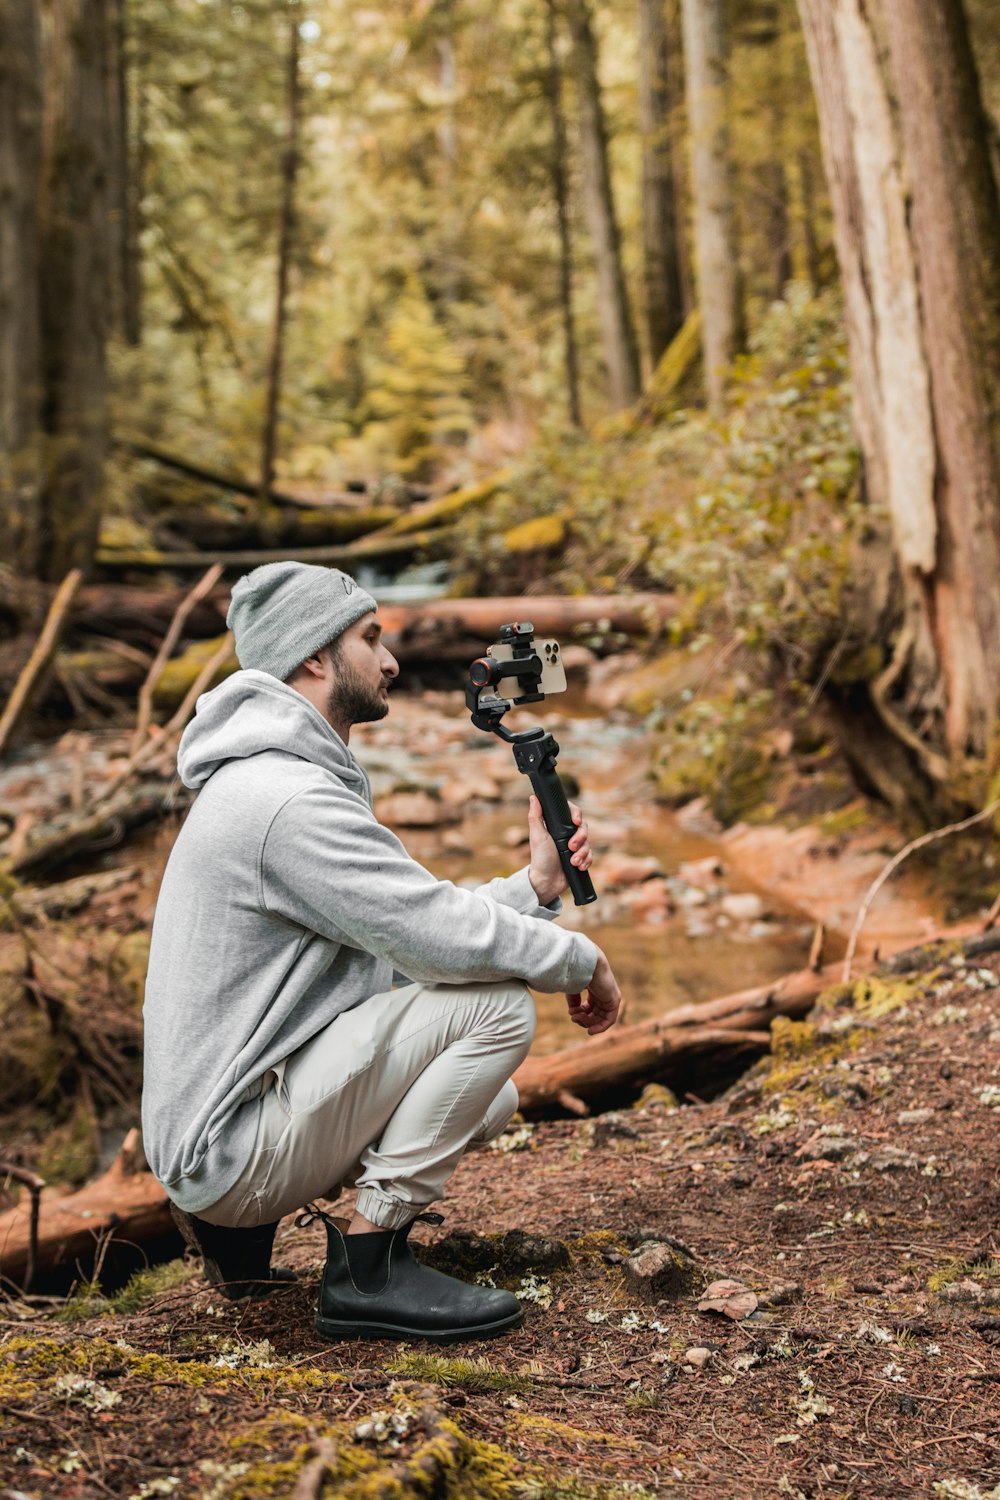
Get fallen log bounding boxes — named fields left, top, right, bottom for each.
left=513, top=962, right=841, bottom=1113
left=368, top=467, right=515, bottom=539
left=95, top=523, right=457, bottom=573
left=118, top=434, right=390, bottom=512
left=380, top=593, right=676, bottom=646
left=0, top=1134, right=172, bottom=1290
left=4, top=780, right=190, bottom=880
left=1, top=867, right=140, bottom=927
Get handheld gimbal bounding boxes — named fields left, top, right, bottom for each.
left=466, top=622, right=597, bottom=907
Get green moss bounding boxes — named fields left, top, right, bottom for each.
left=760, top=1017, right=860, bottom=1097
left=0, top=1336, right=343, bottom=1399
left=110, top=1257, right=200, bottom=1314
left=818, top=801, right=871, bottom=836
left=385, top=1352, right=534, bottom=1395
left=927, top=1257, right=1000, bottom=1294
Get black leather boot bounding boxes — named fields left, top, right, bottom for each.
left=301, top=1205, right=523, bottom=1343
left=170, top=1203, right=298, bottom=1301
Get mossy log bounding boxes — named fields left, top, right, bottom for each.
left=513, top=962, right=849, bottom=1113
left=371, top=467, right=515, bottom=539
left=95, top=524, right=457, bottom=572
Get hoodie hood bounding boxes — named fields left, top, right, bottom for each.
left=177, top=669, right=371, bottom=799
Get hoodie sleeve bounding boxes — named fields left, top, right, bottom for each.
left=474, top=867, right=563, bottom=921
left=259, top=782, right=598, bottom=994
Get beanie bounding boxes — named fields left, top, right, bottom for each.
left=226, top=562, right=378, bottom=681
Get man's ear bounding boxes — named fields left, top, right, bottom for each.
left=300, top=651, right=329, bottom=680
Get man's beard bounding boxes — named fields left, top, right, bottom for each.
left=326, top=661, right=390, bottom=727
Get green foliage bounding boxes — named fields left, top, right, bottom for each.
left=360, top=278, right=475, bottom=479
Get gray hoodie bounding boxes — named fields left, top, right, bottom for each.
left=141, top=670, right=599, bottom=1212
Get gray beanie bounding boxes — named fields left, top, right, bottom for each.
left=226, top=562, right=378, bottom=681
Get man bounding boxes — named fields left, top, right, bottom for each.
left=142, top=562, right=622, bottom=1343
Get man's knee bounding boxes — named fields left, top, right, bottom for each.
left=488, top=978, right=536, bottom=1052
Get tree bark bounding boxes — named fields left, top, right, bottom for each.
left=258, top=0, right=302, bottom=512
left=797, top=0, right=1000, bottom=767
left=38, top=0, right=111, bottom=581
left=0, top=0, right=44, bottom=575
left=544, top=0, right=582, bottom=427
left=566, top=0, right=641, bottom=409
left=680, top=0, right=741, bottom=411
left=105, top=0, right=140, bottom=345
left=638, top=0, right=685, bottom=364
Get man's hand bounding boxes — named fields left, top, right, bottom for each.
left=566, top=949, right=621, bottom=1036
left=527, top=794, right=592, bottom=907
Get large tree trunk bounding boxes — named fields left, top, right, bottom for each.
left=544, top=0, right=582, bottom=427
left=566, top=0, right=641, bottom=409
left=38, top=0, right=111, bottom=581
left=638, top=0, right=685, bottom=365
left=258, top=0, right=301, bottom=513
left=797, top=0, right=1000, bottom=770
left=680, top=0, right=741, bottom=411
left=0, top=0, right=44, bottom=576
left=106, top=0, right=140, bottom=345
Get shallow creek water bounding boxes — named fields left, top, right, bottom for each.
left=350, top=691, right=818, bottom=1054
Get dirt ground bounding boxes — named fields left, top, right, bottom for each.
left=2, top=949, right=998, bottom=1499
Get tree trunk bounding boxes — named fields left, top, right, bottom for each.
left=38, top=0, right=111, bottom=581
left=0, top=0, right=44, bottom=576
left=797, top=0, right=1000, bottom=769
left=638, top=0, right=685, bottom=365
left=544, top=0, right=582, bottom=427
left=106, top=0, right=140, bottom=345
left=680, top=0, right=741, bottom=411
left=566, top=0, right=641, bottom=409
left=258, top=0, right=301, bottom=512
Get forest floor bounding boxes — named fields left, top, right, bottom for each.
left=2, top=949, right=999, bottom=1499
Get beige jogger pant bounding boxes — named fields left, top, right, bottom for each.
left=197, top=977, right=535, bottom=1232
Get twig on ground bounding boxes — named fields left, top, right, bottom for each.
left=843, top=799, right=1000, bottom=981
left=292, top=1437, right=339, bottom=1500
left=982, top=890, right=1000, bottom=931
left=0, top=569, right=83, bottom=757
left=131, top=563, right=224, bottom=754
left=0, top=1162, right=44, bottom=1292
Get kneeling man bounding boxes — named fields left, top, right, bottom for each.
left=142, top=562, right=621, bottom=1342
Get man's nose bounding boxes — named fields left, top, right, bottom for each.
left=380, top=645, right=400, bottom=679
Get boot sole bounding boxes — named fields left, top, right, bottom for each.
left=315, top=1308, right=524, bottom=1344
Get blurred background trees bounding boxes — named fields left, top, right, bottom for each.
left=1, top=0, right=999, bottom=799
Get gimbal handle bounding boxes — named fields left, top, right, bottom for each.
left=510, top=729, right=597, bottom=907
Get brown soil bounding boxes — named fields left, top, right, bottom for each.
left=2, top=956, right=998, bottom=1498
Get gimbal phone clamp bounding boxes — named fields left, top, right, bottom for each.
left=466, top=622, right=597, bottom=907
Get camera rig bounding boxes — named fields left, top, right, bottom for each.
left=466, top=622, right=597, bottom=907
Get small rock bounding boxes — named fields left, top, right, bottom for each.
left=897, top=1108, right=934, bottom=1126
left=720, top=892, right=767, bottom=922
left=677, top=856, right=724, bottom=888
left=441, top=829, right=472, bottom=853
left=697, top=1279, right=759, bottom=1320
left=439, top=775, right=502, bottom=806
left=601, top=852, right=664, bottom=887
left=798, top=1133, right=853, bottom=1162
left=684, top=1347, right=713, bottom=1370
left=865, top=1146, right=920, bottom=1172
left=619, top=878, right=673, bottom=924
left=559, top=644, right=598, bottom=675
left=503, top=826, right=530, bottom=848
left=376, top=791, right=461, bottom=828
left=938, top=1278, right=994, bottom=1306
left=674, top=884, right=708, bottom=908
left=623, top=1240, right=702, bottom=1303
